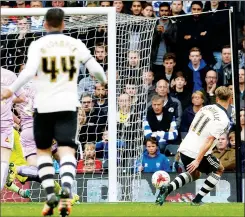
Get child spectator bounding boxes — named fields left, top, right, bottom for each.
left=228, top=131, right=235, bottom=149
left=138, top=137, right=171, bottom=173
left=77, top=143, right=102, bottom=173
left=213, top=134, right=236, bottom=171
left=141, top=3, right=155, bottom=17
left=95, top=130, right=125, bottom=159
left=170, top=71, right=192, bottom=111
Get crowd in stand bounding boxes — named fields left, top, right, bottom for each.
left=1, top=1, right=245, bottom=173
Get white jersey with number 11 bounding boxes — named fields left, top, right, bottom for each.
left=178, top=104, right=230, bottom=159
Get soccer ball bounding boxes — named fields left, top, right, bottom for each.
left=152, top=170, right=171, bottom=189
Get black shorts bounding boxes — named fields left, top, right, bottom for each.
left=33, top=109, right=78, bottom=150
left=180, top=153, right=220, bottom=175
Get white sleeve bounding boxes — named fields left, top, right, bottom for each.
left=9, top=41, right=40, bottom=93
left=77, top=40, right=107, bottom=84
left=210, top=121, right=228, bottom=139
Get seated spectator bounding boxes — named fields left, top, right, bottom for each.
left=141, top=3, right=155, bottom=18
left=172, top=152, right=185, bottom=173
left=79, top=94, right=107, bottom=146
left=241, top=109, right=245, bottom=141
left=152, top=79, right=182, bottom=128
left=99, top=1, right=112, bottom=7
left=170, top=71, right=192, bottom=111
left=113, top=1, right=124, bottom=13
left=94, top=83, right=108, bottom=114
left=117, top=93, right=131, bottom=124
left=143, top=70, right=156, bottom=105
left=95, top=130, right=125, bottom=159
left=94, top=42, right=108, bottom=72
left=1, top=16, right=17, bottom=34
left=238, top=38, right=245, bottom=68
left=124, top=79, right=139, bottom=105
left=144, top=94, right=178, bottom=152
left=127, top=50, right=140, bottom=69
left=130, top=1, right=143, bottom=16
left=213, top=134, right=236, bottom=171
left=138, top=137, right=171, bottom=173
left=228, top=131, right=235, bottom=149
left=171, top=1, right=185, bottom=16
left=77, top=143, right=102, bottom=173
left=180, top=91, right=204, bottom=133
left=30, top=1, right=44, bottom=32
left=185, top=47, right=210, bottom=93
left=51, top=0, right=65, bottom=7
left=87, top=2, right=97, bottom=7
left=203, top=70, right=218, bottom=105
left=239, top=68, right=245, bottom=109
left=78, top=73, right=97, bottom=99
left=78, top=108, right=86, bottom=130
left=15, top=0, right=30, bottom=8
left=217, top=45, right=232, bottom=86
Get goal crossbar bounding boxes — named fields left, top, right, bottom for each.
left=1, top=7, right=117, bottom=202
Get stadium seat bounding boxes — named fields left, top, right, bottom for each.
left=164, top=145, right=179, bottom=157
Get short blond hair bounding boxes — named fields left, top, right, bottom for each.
left=215, top=86, right=232, bottom=101
left=84, top=143, right=95, bottom=150
left=192, top=91, right=204, bottom=100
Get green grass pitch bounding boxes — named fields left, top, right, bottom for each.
left=1, top=203, right=244, bottom=216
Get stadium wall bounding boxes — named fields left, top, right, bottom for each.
left=26, top=173, right=241, bottom=203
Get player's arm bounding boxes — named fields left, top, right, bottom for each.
left=5, top=42, right=40, bottom=95
left=77, top=40, right=107, bottom=84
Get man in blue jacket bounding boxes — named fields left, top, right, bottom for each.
left=138, top=137, right=171, bottom=173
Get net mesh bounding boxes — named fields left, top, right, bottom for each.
left=1, top=13, right=156, bottom=202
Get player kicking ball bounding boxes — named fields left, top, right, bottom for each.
left=1, top=8, right=107, bottom=217
left=155, top=86, right=232, bottom=206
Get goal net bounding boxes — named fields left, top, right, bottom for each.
left=0, top=8, right=156, bottom=202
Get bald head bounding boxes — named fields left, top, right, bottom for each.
left=156, top=79, right=169, bottom=97
left=205, top=70, right=217, bottom=88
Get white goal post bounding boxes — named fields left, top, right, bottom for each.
left=1, top=7, right=118, bottom=202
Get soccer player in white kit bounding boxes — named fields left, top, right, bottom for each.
left=1, top=8, right=107, bottom=217
left=155, top=86, right=232, bottom=206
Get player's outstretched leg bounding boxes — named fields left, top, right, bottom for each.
left=156, top=172, right=195, bottom=206
left=58, top=147, right=77, bottom=217
left=5, top=182, right=30, bottom=198
left=37, top=151, right=58, bottom=216
left=191, top=166, right=224, bottom=205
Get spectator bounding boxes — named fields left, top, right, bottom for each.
left=241, top=109, right=245, bottom=142
left=30, top=1, right=44, bottom=32
left=217, top=45, right=232, bottom=86
left=228, top=131, right=235, bottom=149
left=51, top=0, right=65, bottom=7
left=170, top=71, right=192, bottom=111
left=154, top=79, right=182, bottom=128
left=77, top=143, right=102, bottom=173
left=239, top=68, right=245, bottom=109
left=99, top=1, right=112, bottom=7
left=77, top=73, right=97, bottom=99
left=124, top=79, right=139, bottom=105
left=15, top=0, right=30, bottom=8
left=171, top=1, right=186, bottom=16
left=94, top=83, right=108, bottom=114
left=213, top=134, right=236, bottom=171
left=138, top=137, right=171, bottom=173
left=130, top=1, right=143, bottom=16
left=185, top=47, right=210, bottom=93
left=151, top=2, right=177, bottom=75
left=1, top=16, right=17, bottom=34
left=117, top=93, right=131, bottom=124
left=143, top=70, right=156, bottom=105
left=113, top=1, right=124, bottom=13
left=238, top=38, right=245, bottom=68
left=94, top=42, right=108, bottom=72
left=95, top=130, right=125, bottom=159
left=141, top=3, right=155, bottom=18
left=144, top=94, right=178, bottom=152
left=126, top=50, right=140, bottom=70
left=159, top=52, right=177, bottom=84
left=180, top=91, right=204, bottom=133
left=177, top=1, right=213, bottom=67
left=87, top=2, right=97, bottom=7
left=204, top=1, right=230, bottom=70
left=172, top=152, right=185, bottom=173
left=203, top=70, right=218, bottom=105
left=79, top=94, right=107, bottom=146
left=78, top=107, right=86, bottom=130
